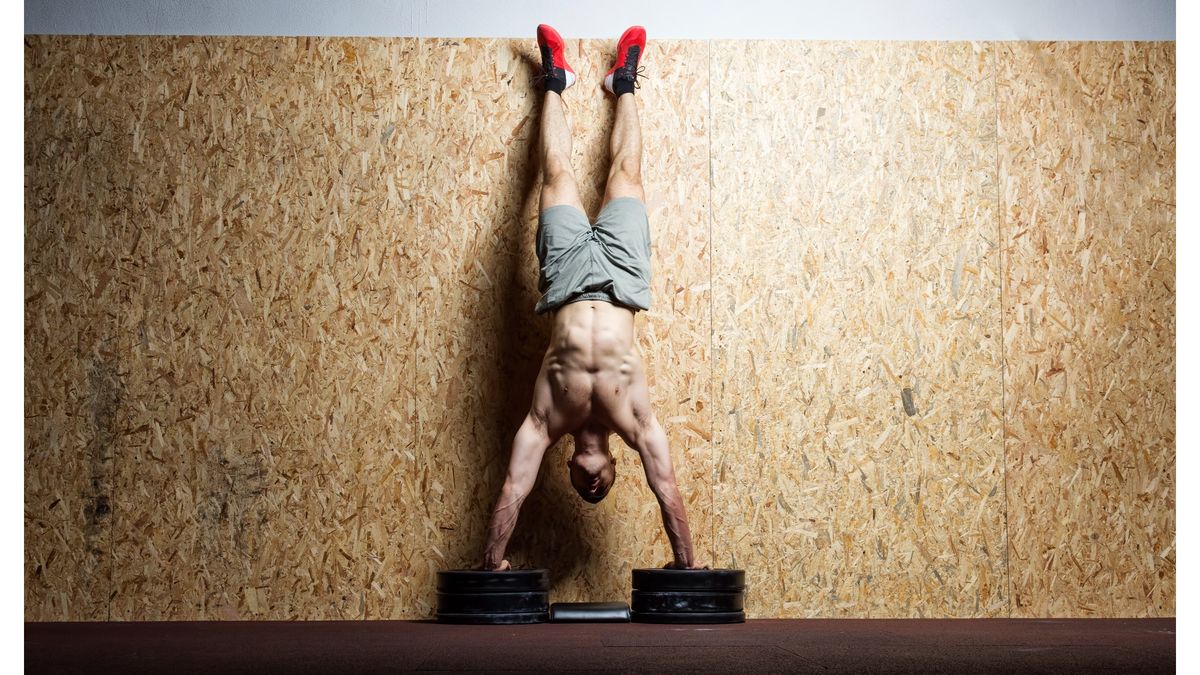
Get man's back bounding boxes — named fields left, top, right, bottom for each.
left=536, top=300, right=647, bottom=438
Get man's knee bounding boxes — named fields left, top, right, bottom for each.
left=544, top=151, right=574, bottom=183
left=541, top=164, right=581, bottom=210
left=612, top=156, right=642, bottom=186
left=619, top=153, right=648, bottom=182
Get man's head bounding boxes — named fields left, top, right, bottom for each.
left=568, top=425, right=616, bottom=503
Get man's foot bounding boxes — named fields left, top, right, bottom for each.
left=536, top=24, right=576, bottom=95
left=604, top=25, right=647, bottom=96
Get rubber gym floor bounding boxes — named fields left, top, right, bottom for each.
left=25, top=617, right=1173, bottom=673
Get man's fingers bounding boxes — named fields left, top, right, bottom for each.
left=663, top=561, right=711, bottom=570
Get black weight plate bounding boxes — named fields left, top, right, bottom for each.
left=436, top=611, right=548, bottom=625
left=437, top=591, right=549, bottom=614
left=437, top=569, right=549, bottom=593
left=631, top=568, right=745, bottom=592
left=631, top=590, right=743, bottom=613
left=631, top=610, right=745, bottom=624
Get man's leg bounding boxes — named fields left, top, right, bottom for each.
left=602, top=93, right=645, bottom=205
left=539, top=91, right=585, bottom=213
left=602, top=26, right=647, bottom=206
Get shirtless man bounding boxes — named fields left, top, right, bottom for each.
left=481, top=25, right=703, bottom=571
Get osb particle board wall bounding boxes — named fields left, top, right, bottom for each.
left=999, top=43, right=1175, bottom=616
left=711, top=42, right=1006, bottom=618
left=24, top=37, right=1174, bottom=620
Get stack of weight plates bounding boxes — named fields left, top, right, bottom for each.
left=630, top=568, right=746, bottom=624
left=436, top=569, right=550, bottom=624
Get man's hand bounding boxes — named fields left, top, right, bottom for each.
left=478, top=559, right=511, bottom=571
left=662, top=560, right=710, bottom=570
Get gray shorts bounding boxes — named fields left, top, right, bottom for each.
left=534, top=197, right=652, bottom=314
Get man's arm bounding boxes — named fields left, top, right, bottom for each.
left=635, top=416, right=700, bottom=569
left=481, top=412, right=554, bottom=570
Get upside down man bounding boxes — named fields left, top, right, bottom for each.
left=481, top=25, right=706, bottom=572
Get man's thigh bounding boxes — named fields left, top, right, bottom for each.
left=537, top=202, right=591, bottom=262
left=592, top=197, right=651, bottom=262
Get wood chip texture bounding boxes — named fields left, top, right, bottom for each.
left=24, top=37, right=1173, bottom=620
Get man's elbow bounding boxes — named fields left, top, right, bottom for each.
left=498, top=478, right=531, bottom=508
left=651, top=477, right=682, bottom=506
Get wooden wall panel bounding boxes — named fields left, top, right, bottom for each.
left=364, top=37, right=553, bottom=617
left=999, top=42, right=1175, bottom=617
left=25, top=36, right=137, bottom=620
left=710, top=42, right=1006, bottom=618
left=101, top=36, right=436, bottom=620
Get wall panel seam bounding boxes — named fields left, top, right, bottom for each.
left=991, top=41, right=1011, bottom=620
left=706, top=38, right=716, bottom=568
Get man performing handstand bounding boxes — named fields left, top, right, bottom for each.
left=481, top=25, right=704, bottom=571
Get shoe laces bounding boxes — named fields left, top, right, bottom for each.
left=534, top=68, right=567, bottom=85
left=616, top=64, right=648, bottom=90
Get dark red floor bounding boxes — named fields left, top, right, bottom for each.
left=25, top=618, right=1174, bottom=674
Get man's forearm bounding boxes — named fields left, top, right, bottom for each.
left=638, top=419, right=697, bottom=567
left=654, top=482, right=695, bottom=567
left=482, top=412, right=551, bottom=569
left=482, top=483, right=526, bottom=569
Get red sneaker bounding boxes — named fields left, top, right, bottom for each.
left=604, top=25, right=647, bottom=95
left=536, top=24, right=576, bottom=92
